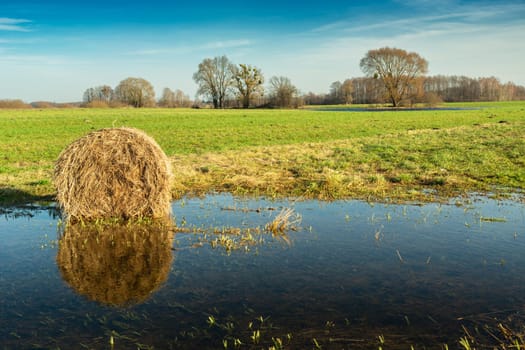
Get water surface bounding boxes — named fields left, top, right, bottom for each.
left=315, top=107, right=480, bottom=112
left=1, top=195, right=524, bottom=349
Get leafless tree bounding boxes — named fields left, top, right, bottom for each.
left=193, top=55, right=235, bottom=108
left=114, top=77, right=155, bottom=108
left=158, top=88, right=191, bottom=107
left=341, top=79, right=354, bottom=104
left=158, top=88, right=176, bottom=107
left=360, top=47, right=428, bottom=107
left=268, top=76, right=298, bottom=108
left=83, top=85, right=113, bottom=104
left=173, top=89, right=192, bottom=107
left=349, top=77, right=387, bottom=104
left=328, top=81, right=343, bottom=104
left=327, top=80, right=354, bottom=105
left=233, top=64, right=264, bottom=108
left=479, top=76, right=501, bottom=101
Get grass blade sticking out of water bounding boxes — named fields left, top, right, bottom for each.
left=265, top=208, right=301, bottom=235
left=479, top=216, right=507, bottom=223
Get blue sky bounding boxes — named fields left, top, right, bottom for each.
left=1, top=0, right=524, bottom=102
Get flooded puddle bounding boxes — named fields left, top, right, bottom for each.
left=1, top=195, right=524, bottom=349
left=315, top=107, right=480, bottom=112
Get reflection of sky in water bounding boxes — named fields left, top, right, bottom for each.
left=1, top=195, right=524, bottom=348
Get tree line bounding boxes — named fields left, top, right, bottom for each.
left=78, top=55, right=304, bottom=109
left=82, top=78, right=191, bottom=108
left=1, top=47, right=524, bottom=109
left=302, top=75, right=525, bottom=106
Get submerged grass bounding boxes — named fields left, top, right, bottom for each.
left=1, top=101, right=524, bottom=204
left=173, top=206, right=299, bottom=254
left=196, top=309, right=525, bottom=350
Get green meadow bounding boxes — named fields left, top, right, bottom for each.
left=1, top=101, right=524, bottom=204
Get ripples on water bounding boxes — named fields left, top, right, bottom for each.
left=1, top=195, right=524, bottom=349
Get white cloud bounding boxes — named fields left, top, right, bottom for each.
left=129, top=39, right=253, bottom=56
left=312, top=2, right=525, bottom=37
left=0, top=54, right=71, bottom=65
left=0, top=17, right=31, bottom=31
left=201, top=39, right=252, bottom=50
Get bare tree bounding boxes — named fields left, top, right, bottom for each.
left=268, top=76, right=298, bottom=108
left=98, top=85, right=113, bottom=103
left=114, top=77, right=155, bottom=107
left=83, top=85, right=113, bottom=104
left=158, top=88, right=176, bottom=107
left=360, top=47, right=428, bottom=107
left=173, top=89, right=191, bottom=107
left=349, top=77, right=386, bottom=104
left=341, top=79, right=354, bottom=104
left=328, top=81, right=343, bottom=104
left=158, top=88, right=191, bottom=107
left=83, top=88, right=96, bottom=104
left=193, top=55, right=235, bottom=109
left=327, top=80, right=354, bottom=104
left=233, top=64, right=264, bottom=108
left=479, top=76, right=501, bottom=101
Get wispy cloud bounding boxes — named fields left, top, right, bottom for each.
left=200, top=39, right=252, bottom=50
left=311, top=2, right=525, bottom=35
left=0, top=17, right=32, bottom=31
left=130, top=39, right=253, bottom=56
left=0, top=54, right=70, bottom=65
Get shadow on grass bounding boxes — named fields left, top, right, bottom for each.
left=0, top=186, right=55, bottom=208
left=0, top=187, right=59, bottom=219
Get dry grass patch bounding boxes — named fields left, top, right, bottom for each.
left=169, top=121, right=524, bottom=202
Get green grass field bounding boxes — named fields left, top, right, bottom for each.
left=1, top=101, right=524, bottom=204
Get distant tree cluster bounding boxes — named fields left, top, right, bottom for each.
left=82, top=78, right=190, bottom=108
left=317, top=75, right=525, bottom=106
left=194, top=55, right=266, bottom=108
left=193, top=55, right=302, bottom=108
left=424, top=76, right=525, bottom=102
left=304, top=47, right=525, bottom=107
left=83, top=85, right=113, bottom=105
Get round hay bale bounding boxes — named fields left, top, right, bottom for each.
left=54, top=127, right=172, bottom=221
left=57, top=220, right=174, bottom=306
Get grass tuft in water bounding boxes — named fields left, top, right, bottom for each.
left=265, top=208, right=301, bottom=235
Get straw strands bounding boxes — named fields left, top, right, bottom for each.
left=54, top=127, right=172, bottom=221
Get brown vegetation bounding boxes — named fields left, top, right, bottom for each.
left=83, top=100, right=110, bottom=108
left=0, top=99, right=32, bottom=109
left=31, top=101, right=57, bottom=108
left=54, top=127, right=172, bottom=221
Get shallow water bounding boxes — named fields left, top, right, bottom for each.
left=1, top=195, right=524, bottom=349
left=316, top=107, right=479, bottom=112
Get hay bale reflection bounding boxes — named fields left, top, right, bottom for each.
left=56, top=220, right=174, bottom=306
